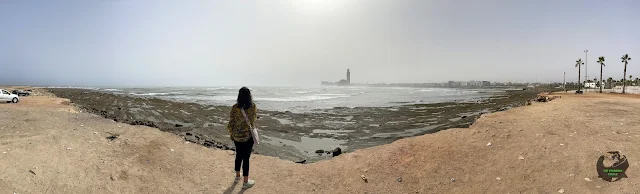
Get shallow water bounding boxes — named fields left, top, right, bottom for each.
left=97, top=86, right=499, bottom=113
left=261, top=135, right=347, bottom=157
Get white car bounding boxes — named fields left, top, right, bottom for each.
left=1, top=89, right=20, bottom=103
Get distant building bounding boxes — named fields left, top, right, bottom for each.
left=321, top=69, right=352, bottom=86
left=482, top=81, right=491, bottom=86
left=347, top=69, right=351, bottom=84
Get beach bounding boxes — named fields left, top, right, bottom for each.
left=0, top=88, right=638, bottom=193
left=47, top=88, right=537, bottom=162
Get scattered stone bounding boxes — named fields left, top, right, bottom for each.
left=170, top=149, right=174, bottom=152
left=397, top=177, right=402, bottom=182
left=93, top=132, right=98, bottom=134
left=496, top=177, right=501, bottom=181
left=1, top=152, right=5, bottom=154
left=315, top=149, right=325, bottom=154
left=361, top=175, right=368, bottom=183
left=451, top=178, right=455, bottom=182
left=560, top=144, right=564, bottom=146
left=569, top=174, right=574, bottom=177
left=558, top=189, right=564, bottom=193
left=461, top=116, right=467, bottom=119
left=80, top=125, right=84, bottom=127
left=29, top=169, right=36, bottom=175
left=584, top=177, right=592, bottom=182
left=518, top=155, right=525, bottom=160
left=110, top=176, right=117, bottom=181
left=185, top=132, right=192, bottom=136
left=66, top=148, right=72, bottom=150
left=596, top=186, right=601, bottom=188
left=487, top=142, right=492, bottom=146
left=106, top=133, right=119, bottom=141
left=175, top=124, right=183, bottom=127
left=332, top=147, right=342, bottom=157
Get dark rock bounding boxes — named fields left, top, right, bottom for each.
left=325, top=151, right=331, bottom=154
left=295, top=160, right=306, bottom=164
left=185, top=132, right=192, bottom=136
left=332, top=147, right=342, bottom=157
left=315, top=149, right=325, bottom=154
left=175, top=124, right=183, bottom=127
left=461, top=116, right=468, bottom=119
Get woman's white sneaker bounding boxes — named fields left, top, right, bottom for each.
left=242, top=180, right=255, bottom=189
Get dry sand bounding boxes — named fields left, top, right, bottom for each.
left=1, top=89, right=639, bottom=193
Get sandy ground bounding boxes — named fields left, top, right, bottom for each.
left=1, top=90, right=639, bottom=193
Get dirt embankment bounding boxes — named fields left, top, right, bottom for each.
left=1, top=90, right=639, bottom=193
left=47, top=88, right=538, bottom=162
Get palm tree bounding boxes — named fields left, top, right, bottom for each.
left=622, top=54, right=632, bottom=94
left=598, top=56, right=605, bottom=93
left=575, top=58, right=583, bottom=91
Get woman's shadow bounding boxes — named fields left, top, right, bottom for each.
left=222, top=181, right=248, bottom=194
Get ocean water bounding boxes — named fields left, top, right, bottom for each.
left=95, top=86, right=502, bottom=112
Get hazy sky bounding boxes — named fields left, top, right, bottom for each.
left=0, top=0, right=638, bottom=87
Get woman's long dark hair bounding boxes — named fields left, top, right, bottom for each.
left=237, top=87, right=253, bottom=110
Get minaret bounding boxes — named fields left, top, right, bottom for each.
left=347, top=69, right=351, bottom=85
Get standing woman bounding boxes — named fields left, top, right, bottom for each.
left=227, top=87, right=257, bottom=189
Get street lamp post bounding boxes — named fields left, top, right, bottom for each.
left=584, top=49, right=588, bottom=88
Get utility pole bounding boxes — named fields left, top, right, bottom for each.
left=564, top=72, right=566, bottom=92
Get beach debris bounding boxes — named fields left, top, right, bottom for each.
left=66, top=148, right=72, bottom=150
left=110, top=176, right=118, bottom=181
left=93, top=132, right=98, bottom=134
left=29, top=169, right=36, bottom=175
left=332, top=147, right=342, bottom=156
left=584, top=177, right=592, bottom=182
left=295, top=160, right=306, bottom=164
left=2, top=152, right=5, bottom=154
left=496, top=177, right=501, bottom=181
left=451, top=178, right=455, bottom=182
left=80, top=125, right=84, bottom=127
left=170, top=149, right=174, bottom=152
left=596, top=186, right=601, bottom=188
left=560, top=144, right=564, bottom=146
left=518, top=155, right=525, bottom=160
left=558, top=189, right=564, bottom=193
left=315, top=150, right=325, bottom=154
left=486, top=142, right=492, bottom=146
left=361, top=175, right=368, bottom=183
left=397, top=177, right=402, bottom=182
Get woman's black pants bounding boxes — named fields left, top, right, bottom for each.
left=234, top=139, right=254, bottom=176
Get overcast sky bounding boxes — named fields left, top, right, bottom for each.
left=0, top=0, right=638, bottom=87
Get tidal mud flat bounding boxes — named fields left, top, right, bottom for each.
left=48, top=88, right=538, bottom=162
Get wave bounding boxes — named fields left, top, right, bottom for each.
left=131, top=92, right=171, bottom=96
left=255, top=94, right=350, bottom=102
left=102, top=88, right=122, bottom=91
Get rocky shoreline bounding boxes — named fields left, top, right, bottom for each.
left=48, top=88, right=539, bottom=162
